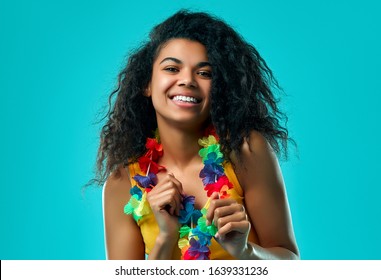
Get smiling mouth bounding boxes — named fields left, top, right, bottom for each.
left=172, top=95, right=201, bottom=104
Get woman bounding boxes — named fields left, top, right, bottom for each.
left=95, top=10, right=299, bottom=260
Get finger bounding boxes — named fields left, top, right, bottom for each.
left=163, top=202, right=176, bottom=216
left=151, top=177, right=183, bottom=200
left=154, top=195, right=178, bottom=216
left=214, top=203, right=244, bottom=220
left=210, top=192, right=219, bottom=200
left=205, top=192, right=219, bottom=225
left=215, top=210, right=248, bottom=230
left=148, top=187, right=182, bottom=215
left=206, top=198, right=237, bottom=224
left=162, top=189, right=183, bottom=216
left=217, top=220, right=251, bottom=238
left=148, top=174, right=184, bottom=215
left=165, top=173, right=185, bottom=196
left=160, top=178, right=183, bottom=215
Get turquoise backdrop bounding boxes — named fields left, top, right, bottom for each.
left=1, top=0, right=380, bottom=259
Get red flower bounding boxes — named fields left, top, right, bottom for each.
left=204, top=175, right=233, bottom=197
left=203, top=125, right=219, bottom=141
left=138, top=138, right=165, bottom=174
left=138, top=156, right=165, bottom=174
left=146, top=138, right=163, bottom=161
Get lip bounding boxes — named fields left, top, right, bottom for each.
left=169, top=93, right=202, bottom=104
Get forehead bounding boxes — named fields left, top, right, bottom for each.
left=155, top=39, right=209, bottom=63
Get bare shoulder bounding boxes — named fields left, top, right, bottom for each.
left=233, top=130, right=283, bottom=190
left=103, top=165, right=132, bottom=202
left=240, top=130, right=276, bottom=160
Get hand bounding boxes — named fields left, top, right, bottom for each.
left=146, top=173, right=184, bottom=239
left=206, top=192, right=251, bottom=258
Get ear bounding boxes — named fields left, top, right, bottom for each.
left=144, top=84, right=152, bottom=97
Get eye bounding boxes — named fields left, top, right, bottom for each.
left=197, top=70, right=212, bottom=79
left=163, top=66, right=179, bottom=73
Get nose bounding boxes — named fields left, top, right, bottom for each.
left=178, top=70, right=197, bottom=88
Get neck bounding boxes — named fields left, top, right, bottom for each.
left=157, top=125, right=205, bottom=170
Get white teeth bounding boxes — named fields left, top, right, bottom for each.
left=173, top=95, right=198, bottom=103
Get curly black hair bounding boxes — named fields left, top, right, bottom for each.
left=93, top=9, right=294, bottom=185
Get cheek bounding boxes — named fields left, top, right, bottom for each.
left=162, top=77, right=176, bottom=90
left=150, top=78, right=175, bottom=108
left=152, top=75, right=176, bottom=94
left=201, top=82, right=212, bottom=98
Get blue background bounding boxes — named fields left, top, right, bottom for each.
left=1, top=0, right=380, bottom=260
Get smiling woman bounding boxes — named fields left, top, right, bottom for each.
left=148, top=39, right=212, bottom=130
left=92, top=9, right=299, bottom=260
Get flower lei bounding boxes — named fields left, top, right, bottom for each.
left=124, top=128, right=233, bottom=260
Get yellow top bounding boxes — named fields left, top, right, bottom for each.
left=127, top=161, right=258, bottom=259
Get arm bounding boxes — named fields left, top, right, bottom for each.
left=208, top=131, right=299, bottom=260
left=104, top=168, right=183, bottom=259
left=102, top=166, right=145, bottom=259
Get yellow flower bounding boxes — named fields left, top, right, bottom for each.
left=135, top=192, right=151, bottom=217
left=198, top=135, right=217, bottom=148
left=178, top=237, right=190, bottom=249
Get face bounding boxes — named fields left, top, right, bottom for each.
left=147, top=39, right=212, bottom=130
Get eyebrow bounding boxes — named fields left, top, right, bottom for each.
left=159, top=57, right=211, bottom=68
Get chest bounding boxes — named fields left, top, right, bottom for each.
left=156, top=167, right=209, bottom=209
